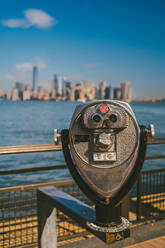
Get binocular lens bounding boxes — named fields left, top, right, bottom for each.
left=109, top=114, right=118, bottom=123
left=92, top=114, right=102, bottom=123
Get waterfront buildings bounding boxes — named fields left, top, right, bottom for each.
left=0, top=66, right=134, bottom=102
left=2, top=79, right=164, bottom=102
left=0, top=80, right=132, bottom=102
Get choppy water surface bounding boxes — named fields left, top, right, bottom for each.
left=0, top=101, right=165, bottom=187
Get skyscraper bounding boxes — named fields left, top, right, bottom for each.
left=97, top=80, right=107, bottom=99
left=120, top=82, right=131, bottom=102
left=53, top=74, right=63, bottom=96
left=15, top=82, right=27, bottom=100
left=113, top=87, right=121, bottom=100
left=32, top=66, right=38, bottom=93
left=62, top=77, right=67, bottom=97
left=105, top=86, right=112, bottom=99
left=65, top=81, right=72, bottom=99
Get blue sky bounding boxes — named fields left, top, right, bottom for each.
left=0, top=0, right=164, bottom=98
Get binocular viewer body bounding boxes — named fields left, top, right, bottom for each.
left=69, top=100, right=140, bottom=199
left=60, top=100, right=149, bottom=242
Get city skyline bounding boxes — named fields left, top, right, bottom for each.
left=0, top=65, right=133, bottom=102
left=0, top=1, right=165, bottom=98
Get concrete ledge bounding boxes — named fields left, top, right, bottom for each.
left=60, top=219, right=165, bottom=248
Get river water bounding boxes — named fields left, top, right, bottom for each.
left=0, top=101, right=165, bottom=188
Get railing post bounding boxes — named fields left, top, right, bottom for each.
left=136, top=172, right=142, bottom=220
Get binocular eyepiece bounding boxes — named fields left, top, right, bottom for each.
left=84, top=102, right=128, bottom=130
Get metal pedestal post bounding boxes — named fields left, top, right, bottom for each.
left=37, top=186, right=131, bottom=246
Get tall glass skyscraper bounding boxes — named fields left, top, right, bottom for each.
left=53, top=74, right=63, bottom=96
left=32, top=66, right=38, bottom=93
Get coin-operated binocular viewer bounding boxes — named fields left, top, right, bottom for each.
left=37, top=100, right=154, bottom=247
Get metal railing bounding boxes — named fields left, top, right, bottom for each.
left=0, top=137, right=165, bottom=247
left=0, top=138, right=164, bottom=177
left=136, top=169, right=165, bottom=221
left=0, top=180, right=91, bottom=248
left=0, top=144, right=62, bottom=155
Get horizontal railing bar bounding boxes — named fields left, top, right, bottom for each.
left=0, top=165, right=67, bottom=175
left=142, top=167, right=165, bottom=174
left=1, top=168, right=165, bottom=193
left=147, top=138, right=165, bottom=144
left=0, top=144, right=62, bottom=155
left=0, top=179, right=74, bottom=193
left=0, top=138, right=165, bottom=155
left=145, top=155, right=165, bottom=160
left=0, top=155, right=165, bottom=177
left=0, top=153, right=165, bottom=176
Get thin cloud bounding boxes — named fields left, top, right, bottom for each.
left=5, top=74, right=14, bottom=81
left=35, top=59, right=47, bottom=69
left=25, top=9, right=57, bottom=29
left=16, top=63, right=34, bottom=71
left=2, top=19, right=27, bottom=28
left=2, top=9, right=57, bottom=29
left=69, top=74, right=85, bottom=82
left=84, top=62, right=103, bottom=69
left=15, top=60, right=47, bottom=71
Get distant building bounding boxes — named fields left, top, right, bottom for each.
left=84, top=81, right=96, bottom=100
left=53, top=74, right=63, bottom=96
left=2, top=76, right=134, bottom=102
left=62, top=77, right=67, bottom=97
left=105, top=86, right=112, bottom=99
left=51, top=88, right=56, bottom=100
left=6, top=92, right=11, bottom=100
left=97, top=80, right=107, bottom=99
left=23, top=89, right=31, bottom=100
left=65, top=81, right=72, bottom=99
left=66, top=82, right=71, bottom=89
left=113, top=87, right=121, bottom=100
left=0, top=88, right=4, bottom=99
left=120, top=82, right=131, bottom=102
left=11, top=88, right=20, bottom=101
left=15, top=82, right=27, bottom=99
left=72, top=83, right=85, bottom=101
left=32, top=66, right=38, bottom=93
left=15, top=82, right=26, bottom=91
left=38, top=86, right=50, bottom=100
